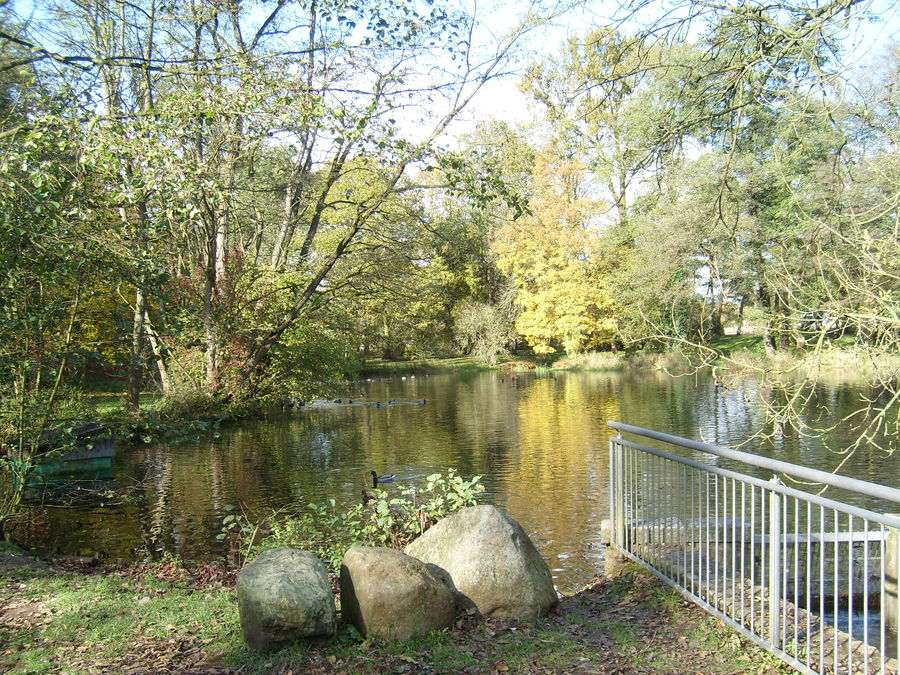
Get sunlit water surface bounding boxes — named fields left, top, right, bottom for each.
left=18, top=370, right=898, bottom=593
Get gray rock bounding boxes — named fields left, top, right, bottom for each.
left=237, top=548, right=336, bottom=650
left=340, top=546, right=457, bottom=641
left=404, top=505, right=558, bottom=620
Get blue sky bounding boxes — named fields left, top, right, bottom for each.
left=460, top=0, right=899, bottom=133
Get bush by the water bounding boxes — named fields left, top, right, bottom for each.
left=245, top=471, right=484, bottom=572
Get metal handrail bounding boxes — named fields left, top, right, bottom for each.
left=608, top=421, right=900, bottom=505
left=613, top=437, right=900, bottom=530
left=607, top=422, right=900, bottom=675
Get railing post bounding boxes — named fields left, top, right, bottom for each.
left=768, top=476, right=782, bottom=648
left=606, top=436, right=628, bottom=578
left=887, top=514, right=899, bottom=635
left=613, top=437, right=625, bottom=550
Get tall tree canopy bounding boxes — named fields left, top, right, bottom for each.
left=0, top=0, right=565, bottom=403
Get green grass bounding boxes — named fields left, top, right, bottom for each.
left=491, top=628, right=582, bottom=668
left=361, top=355, right=495, bottom=375
left=552, top=351, right=628, bottom=371
left=711, top=334, right=765, bottom=356
left=0, top=540, right=31, bottom=556
left=362, top=353, right=561, bottom=374
left=86, top=392, right=163, bottom=415
left=0, top=566, right=241, bottom=673
left=684, top=615, right=790, bottom=673
left=1, top=557, right=796, bottom=675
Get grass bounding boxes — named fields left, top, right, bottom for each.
left=0, top=557, right=793, bottom=674
left=86, top=392, right=163, bottom=415
left=552, top=351, right=628, bottom=371
left=711, top=334, right=764, bottom=357
left=546, top=336, right=894, bottom=389
left=550, top=350, right=697, bottom=374
left=0, top=540, right=30, bottom=556
left=709, top=335, right=900, bottom=385
left=361, top=356, right=494, bottom=375
left=0, top=564, right=240, bottom=673
left=374, top=351, right=684, bottom=374
left=362, top=354, right=560, bottom=375
left=391, top=338, right=896, bottom=389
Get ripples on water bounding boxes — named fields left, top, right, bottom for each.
left=17, top=370, right=898, bottom=593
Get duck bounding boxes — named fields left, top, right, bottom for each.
left=371, top=470, right=396, bottom=487
left=361, top=489, right=376, bottom=505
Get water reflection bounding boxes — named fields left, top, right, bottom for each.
left=16, top=370, right=897, bottom=593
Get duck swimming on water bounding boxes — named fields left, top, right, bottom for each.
left=371, top=470, right=396, bottom=487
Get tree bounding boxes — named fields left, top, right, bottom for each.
left=454, top=288, right=519, bottom=365
left=493, top=148, right=619, bottom=354
left=5, top=0, right=568, bottom=403
left=596, top=0, right=899, bottom=455
left=522, top=29, right=700, bottom=231
left=0, top=111, right=110, bottom=534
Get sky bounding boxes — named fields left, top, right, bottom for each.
left=10, top=0, right=895, bottom=146
left=457, top=0, right=900, bottom=136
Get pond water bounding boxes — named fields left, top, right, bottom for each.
left=16, top=369, right=898, bottom=593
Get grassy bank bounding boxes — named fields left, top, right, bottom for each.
left=0, top=545, right=787, bottom=674
left=714, top=338, right=900, bottom=383
left=362, top=355, right=557, bottom=374
left=515, top=336, right=897, bottom=384
left=360, top=356, right=497, bottom=375
left=550, top=351, right=695, bottom=373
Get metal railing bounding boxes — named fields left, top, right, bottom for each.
left=608, top=421, right=900, bottom=675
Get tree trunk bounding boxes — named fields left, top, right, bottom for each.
left=204, top=229, right=218, bottom=391
left=758, top=282, right=776, bottom=357
left=144, top=310, right=170, bottom=394
left=127, top=287, right=146, bottom=410
left=763, top=322, right=776, bottom=357
left=215, top=214, right=228, bottom=281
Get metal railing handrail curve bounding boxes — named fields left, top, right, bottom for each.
left=608, top=421, right=900, bottom=505
left=613, top=436, right=900, bottom=530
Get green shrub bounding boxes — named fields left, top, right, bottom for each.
left=254, top=471, right=485, bottom=572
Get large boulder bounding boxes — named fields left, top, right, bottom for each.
left=237, top=548, right=337, bottom=650
left=340, top=546, right=457, bottom=641
left=404, top=505, right=558, bottom=620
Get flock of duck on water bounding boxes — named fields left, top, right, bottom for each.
left=331, top=398, right=426, bottom=407
left=280, top=397, right=427, bottom=410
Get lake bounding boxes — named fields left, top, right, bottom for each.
left=16, top=369, right=898, bottom=592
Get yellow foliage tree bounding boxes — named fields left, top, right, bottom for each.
left=493, top=150, right=618, bottom=354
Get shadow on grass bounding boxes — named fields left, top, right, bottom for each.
left=0, top=559, right=790, bottom=675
